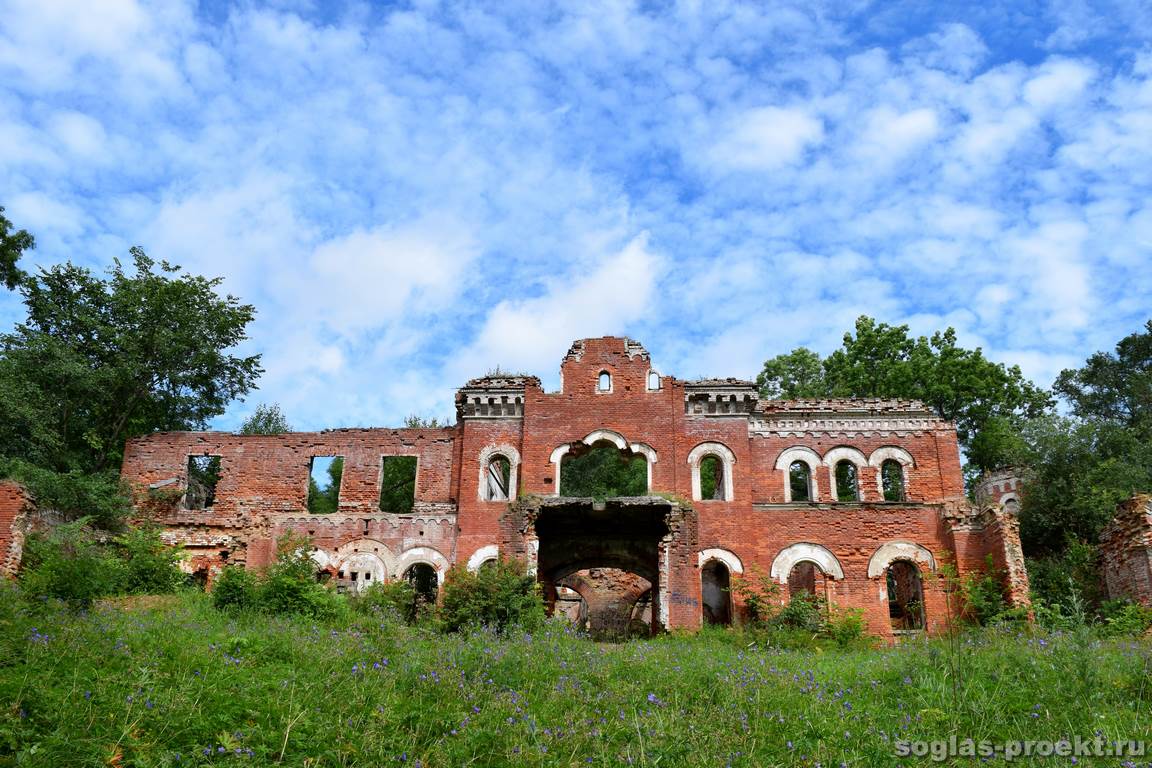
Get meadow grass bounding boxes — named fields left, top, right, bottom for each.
left=1, top=586, right=1149, bottom=767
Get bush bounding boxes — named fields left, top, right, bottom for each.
left=352, top=580, right=422, bottom=624
left=1097, top=599, right=1152, bottom=636
left=212, top=534, right=345, bottom=620
left=826, top=606, right=868, bottom=648
left=0, top=459, right=129, bottom=529
left=959, top=556, right=1011, bottom=626
left=773, top=591, right=825, bottom=632
left=212, top=565, right=258, bottom=611
left=19, top=520, right=124, bottom=606
left=114, top=525, right=183, bottom=594
left=438, top=559, right=544, bottom=634
left=728, top=566, right=782, bottom=626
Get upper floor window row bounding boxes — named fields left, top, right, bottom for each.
left=182, top=454, right=419, bottom=514
left=774, top=445, right=915, bottom=503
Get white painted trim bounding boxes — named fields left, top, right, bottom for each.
left=698, top=548, right=744, bottom=574
left=775, top=446, right=821, bottom=502
left=688, top=442, right=736, bottom=501
left=867, top=541, right=936, bottom=578
left=478, top=444, right=521, bottom=501
left=867, top=446, right=915, bottom=467
left=396, top=546, right=451, bottom=584
left=822, top=446, right=868, bottom=467
left=466, top=544, right=499, bottom=572
left=551, top=431, right=656, bottom=496
left=770, top=542, right=844, bottom=581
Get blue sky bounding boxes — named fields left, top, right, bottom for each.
left=2, top=0, right=1150, bottom=430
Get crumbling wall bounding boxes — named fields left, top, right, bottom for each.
left=1100, top=494, right=1152, bottom=604
left=0, top=480, right=32, bottom=577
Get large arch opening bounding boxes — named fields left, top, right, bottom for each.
left=559, top=440, right=648, bottom=499
left=404, top=562, right=438, bottom=606
left=701, top=560, right=732, bottom=626
left=887, top=560, right=925, bottom=630
left=556, top=568, right=653, bottom=640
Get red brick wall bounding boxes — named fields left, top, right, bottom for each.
left=0, top=481, right=32, bottom=577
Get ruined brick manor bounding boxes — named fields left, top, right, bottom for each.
left=116, top=337, right=1029, bottom=637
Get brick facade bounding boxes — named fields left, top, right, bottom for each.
left=118, top=336, right=1028, bottom=637
left=1100, top=494, right=1152, bottom=604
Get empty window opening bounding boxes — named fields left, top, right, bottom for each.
left=597, top=371, right=611, bottom=391
left=788, top=561, right=818, bottom=598
left=484, top=454, right=512, bottom=501
left=405, top=563, right=438, bottom=605
left=559, top=440, right=648, bottom=499
left=1004, top=498, right=1020, bottom=515
left=307, top=456, right=343, bottom=513
left=834, top=460, right=859, bottom=502
left=789, top=461, right=812, bottom=502
left=881, top=459, right=906, bottom=501
left=647, top=371, right=661, bottom=390
left=699, top=454, right=726, bottom=501
left=379, top=456, right=417, bottom=513
left=701, top=560, right=732, bottom=626
left=186, top=456, right=221, bottom=510
left=887, top=560, right=925, bottom=630
left=478, top=558, right=498, bottom=572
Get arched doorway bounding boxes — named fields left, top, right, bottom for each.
left=787, top=561, right=818, bottom=597
left=701, top=560, right=732, bottom=626
left=404, top=562, right=438, bottom=606
left=887, top=560, right=925, bottom=630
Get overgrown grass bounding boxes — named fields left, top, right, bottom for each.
left=2, top=588, right=1150, bottom=767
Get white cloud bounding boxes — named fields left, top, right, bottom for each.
left=707, top=107, right=825, bottom=171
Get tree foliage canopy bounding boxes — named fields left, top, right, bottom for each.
left=239, top=403, right=291, bottom=435
left=757, top=316, right=1052, bottom=469
left=0, top=248, right=262, bottom=473
left=0, top=206, right=32, bottom=291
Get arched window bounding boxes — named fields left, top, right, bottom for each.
left=789, top=461, right=812, bottom=502
left=699, top=454, right=726, bottom=500
left=881, top=459, right=905, bottom=501
left=886, top=560, right=925, bottom=630
left=689, top=442, right=736, bottom=502
left=597, top=371, right=611, bottom=392
left=484, top=454, right=512, bottom=500
left=701, top=560, right=732, bottom=625
left=405, top=563, right=438, bottom=605
left=647, top=371, right=661, bottom=390
left=834, top=460, right=859, bottom=501
left=787, top=561, right=818, bottom=597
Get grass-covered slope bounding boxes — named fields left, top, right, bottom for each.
left=1, top=588, right=1149, bottom=767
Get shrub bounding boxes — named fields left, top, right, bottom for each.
left=211, top=565, right=258, bottom=611
left=728, top=566, right=781, bottom=626
left=959, top=556, right=1011, bottom=626
left=19, top=520, right=124, bottom=605
left=773, top=591, right=825, bottom=632
left=826, top=606, right=868, bottom=648
left=438, top=559, right=544, bottom=634
left=114, top=524, right=183, bottom=594
left=0, top=459, right=129, bottom=529
left=352, top=580, right=422, bottom=624
left=1097, top=599, right=1152, bottom=636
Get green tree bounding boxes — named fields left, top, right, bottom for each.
left=755, top=347, right=825, bottom=398
left=379, top=456, right=417, bottom=512
left=0, top=249, right=262, bottom=474
left=560, top=441, right=648, bottom=499
left=403, top=414, right=444, bottom=428
left=238, top=403, right=292, bottom=434
left=756, top=317, right=1052, bottom=470
left=0, top=206, right=32, bottom=290
left=1054, top=319, right=1152, bottom=430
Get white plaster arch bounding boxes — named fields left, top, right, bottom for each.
left=867, top=446, right=915, bottom=467
left=774, top=446, right=822, bottom=502
left=332, top=538, right=398, bottom=576
left=698, top=547, right=744, bottom=574
left=688, top=442, right=737, bottom=501
left=867, top=541, right=936, bottom=578
left=466, top=544, right=500, bottom=572
left=478, top=443, right=521, bottom=501
left=310, top=548, right=333, bottom=570
left=550, top=430, right=658, bottom=495
left=339, top=552, right=389, bottom=591
left=822, top=446, right=868, bottom=467
left=395, top=545, right=451, bottom=585
left=770, top=543, right=845, bottom=581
